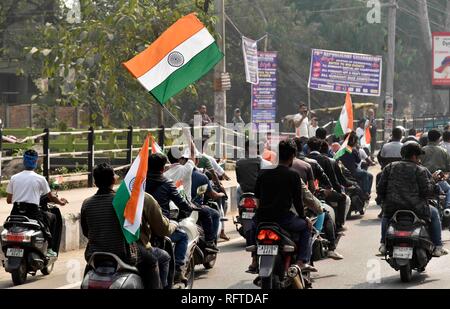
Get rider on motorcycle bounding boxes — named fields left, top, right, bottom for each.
left=81, top=163, right=163, bottom=289
left=254, top=139, right=316, bottom=272
left=6, top=149, right=68, bottom=257
left=377, top=142, right=449, bottom=257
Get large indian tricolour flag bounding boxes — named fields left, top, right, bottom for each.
left=123, top=13, right=224, bottom=104
left=334, top=91, right=354, bottom=138
left=113, top=135, right=150, bottom=244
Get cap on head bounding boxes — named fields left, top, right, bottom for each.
left=401, top=141, right=425, bottom=159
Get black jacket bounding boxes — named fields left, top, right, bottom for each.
left=145, top=172, right=192, bottom=219
left=236, top=157, right=262, bottom=193
left=299, top=155, right=332, bottom=189
left=307, top=151, right=342, bottom=193
left=377, top=160, right=439, bottom=220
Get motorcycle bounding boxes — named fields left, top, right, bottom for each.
left=0, top=199, right=62, bottom=286
left=384, top=210, right=434, bottom=282
left=81, top=252, right=144, bottom=289
left=234, top=192, right=257, bottom=239
left=247, top=222, right=312, bottom=290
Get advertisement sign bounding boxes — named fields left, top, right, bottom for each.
left=242, top=36, right=259, bottom=84
left=251, top=51, right=278, bottom=128
left=432, top=32, right=450, bottom=87
left=308, top=49, right=382, bottom=97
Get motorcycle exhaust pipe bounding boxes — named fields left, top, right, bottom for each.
left=287, top=265, right=304, bottom=289
left=444, top=209, right=450, bottom=218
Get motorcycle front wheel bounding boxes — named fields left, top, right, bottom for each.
left=41, top=262, right=55, bottom=275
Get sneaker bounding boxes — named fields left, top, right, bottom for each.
left=47, top=249, right=57, bottom=257
left=174, top=270, right=188, bottom=284
left=327, top=250, right=344, bottom=260
left=205, top=241, right=220, bottom=253
left=433, top=246, right=449, bottom=257
left=378, top=244, right=386, bottom=255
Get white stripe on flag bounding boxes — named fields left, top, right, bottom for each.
left=137, top=28, right=215, bottom=91
left=124, top=188, right=145, bottom=234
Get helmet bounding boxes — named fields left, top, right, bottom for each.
left=401, top=141, right=425, bottom=159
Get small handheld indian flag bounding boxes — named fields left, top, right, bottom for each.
left=123, top=13, right=223, bottom=104
left=334, top=91, right=354, bottom=138
left=113, top=135, right=150, bottom=244
left=334, top=134, right=353, bottom=160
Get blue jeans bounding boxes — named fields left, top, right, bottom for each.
left=438, top=181, right=450, bottom=209
left=355, top=168, right=373, bottom=195
left=198, top=206, right=220, bottom=242
left=277, top=212, right=312, bottom=263
left=170, top=228, right=188, bottom=269
left=381, top=205, right=442, bottom=246
left=313, top=213, right=325, bottom=232
left=151, top=247, right=171, bottom=288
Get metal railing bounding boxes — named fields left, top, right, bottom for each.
left=0, top=125, right=244, bottom=187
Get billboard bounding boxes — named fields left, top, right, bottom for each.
left=432, top=32, right=450, bottom=87
left=308, top=49, right=382, bottom=97
left=251, top=51, right=278, bottom=128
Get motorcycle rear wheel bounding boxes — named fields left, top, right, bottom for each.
left=185, top=257, right=195, bottom=289
left=41, top=262, right=54, bottom=275
left=261, top=275, right=274, bottom=289
left=11, top=260, right=27, bottom=286
left=400, top=263, right=412, bottom=283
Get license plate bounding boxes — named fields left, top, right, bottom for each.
left=241, top=212, right=255, bottom=219
left=6, top=248, right=24, bottom=258
left=393, top=246, right=413, bottom=259
left=257, top=245, right=278, bottom=256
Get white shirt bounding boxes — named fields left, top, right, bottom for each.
left=442, top=142, right=450, bottom=156
left=163, top=159, right=195, bottom=202
left=308, top=125, right=318, bottom=138
left=202, top=153, right=225, bottom=176
left=357, top=148, right=368, bottom=169
left=356, top=127, right=365, bottom=140
left=294, top=114, right=309, bottom=138
left=6, top=170, right=50, bottom=205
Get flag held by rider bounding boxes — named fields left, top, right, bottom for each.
left=123, top=13, right=224, bottom=104
left=113, top=135, right=150, bottom=244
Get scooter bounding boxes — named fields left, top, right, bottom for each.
left=384, top=210, right=434, bottom=283
left=234, top=192, right=257, bottom=239
left=1, top=199, right=62, bottom=286
left=81, top=252, right=144, bottom=289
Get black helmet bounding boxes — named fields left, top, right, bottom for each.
left=401, top=141, right=425, bottom=159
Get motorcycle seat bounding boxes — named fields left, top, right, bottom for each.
left=3, top=215, right=41, bottom=230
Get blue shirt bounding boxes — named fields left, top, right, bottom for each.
left=191, top=169, right=212, bottom=204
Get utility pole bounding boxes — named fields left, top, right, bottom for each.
left=214, top=0, right=227, bottom=126
left=384, top=0, right=397, bottom=140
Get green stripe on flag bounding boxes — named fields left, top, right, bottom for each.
left=151, top=43, right=223, bottom=104
left=113, top=181, right=140, bottom=244
left=334, top=121, right=344, bottom=138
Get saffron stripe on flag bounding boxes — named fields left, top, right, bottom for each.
left=150, top=43, right=223, bottom=104
left=122, top=13, right=204, bottom=78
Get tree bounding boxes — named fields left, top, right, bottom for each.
left=3, top=0, right=217, bottom=128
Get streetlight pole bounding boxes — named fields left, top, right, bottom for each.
left=214, top=0, right=227, bottom=126
left=384, top=0, right=397, bottom=140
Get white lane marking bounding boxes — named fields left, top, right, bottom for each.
left=56, top=281, right=82, bottom=289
